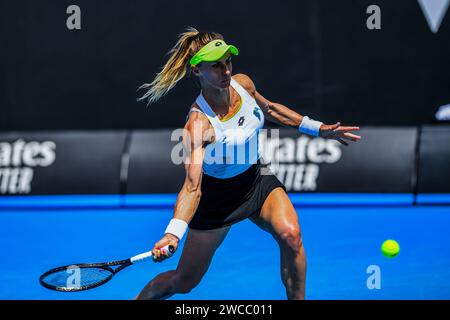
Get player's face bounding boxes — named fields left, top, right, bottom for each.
left=194, top=52, right=233, bottom=89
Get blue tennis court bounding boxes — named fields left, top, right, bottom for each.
left=1, top=196, right=449, bottom=300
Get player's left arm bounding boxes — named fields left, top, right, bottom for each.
left=233, top=73, right=361, bottom=146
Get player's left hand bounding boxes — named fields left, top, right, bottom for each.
left=319, top=122, right=361, bottom=146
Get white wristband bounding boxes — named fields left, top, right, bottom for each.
left=298, top=116, right=323, bottom=137
left=165, top=218, right=188, bottom=241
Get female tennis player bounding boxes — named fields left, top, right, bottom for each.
left=135, top=27, right=361, bottom=300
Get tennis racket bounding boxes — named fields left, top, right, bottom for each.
left=39, top=244, right=175, bottom=292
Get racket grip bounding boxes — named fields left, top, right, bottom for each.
left=130, top=244, right=175, bottom=263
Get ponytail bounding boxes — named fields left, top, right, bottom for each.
left=138, top=26, right=224, bottom=105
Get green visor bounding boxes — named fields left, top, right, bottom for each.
left=190, top=39, right=239, bottom=66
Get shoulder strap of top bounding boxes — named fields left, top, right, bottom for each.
left=185, top=107, right=202, bottom=122
left=195, top=93, right=224, bottom=130
left=230, top=77, right=254, bottom=103
left=188, top=107, right=203, bottom=115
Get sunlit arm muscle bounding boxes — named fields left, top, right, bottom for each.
left=232, top=73, right=361, bottom=146
left=172, top=112, right=210, bottom=223
left=233, top=73, right=307, bottom=129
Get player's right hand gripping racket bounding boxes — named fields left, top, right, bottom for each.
left=39, top=244, right=175, bottom=292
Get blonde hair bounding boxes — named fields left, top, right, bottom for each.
left=138, top=26, right=224, bottom=105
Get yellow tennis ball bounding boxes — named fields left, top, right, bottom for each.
left=381, top=240, right=400, bottom=258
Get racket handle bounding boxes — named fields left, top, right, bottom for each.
left=130, top=244, right=175, bottom=263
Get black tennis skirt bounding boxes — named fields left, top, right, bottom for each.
left=189, top=159, right=286, bottom=230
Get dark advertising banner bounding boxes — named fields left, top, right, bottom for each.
left=125, top=127, right=418, bottom=194
left=0, top=131, right=126, bottom=195
left=126, top=130, right=185, bottom=194
left=0, top=127, right=435, bottom=198
left=260, top=127, right=417, bottom=193
left=417, top=125, right=450, bottom=194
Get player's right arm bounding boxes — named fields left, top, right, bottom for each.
left=152, top=110, right=213, bottom=261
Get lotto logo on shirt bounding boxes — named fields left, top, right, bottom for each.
left=0, top=139, right=56, bottom=194
left=259, top=131, right=342, bottom=191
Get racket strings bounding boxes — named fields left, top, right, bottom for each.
left=41, top=266, right=113, bottom=289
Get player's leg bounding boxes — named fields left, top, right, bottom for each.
left=135, top=225, right=230, bottom=300
left=249, top=187, right=306, bottom=300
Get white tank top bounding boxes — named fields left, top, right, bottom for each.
left=187, top=78, right=265, bottom=179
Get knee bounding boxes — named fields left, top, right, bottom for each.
left=172, top=272, right=199, bottom=294
left=278, top=225, right=303, bottom=253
